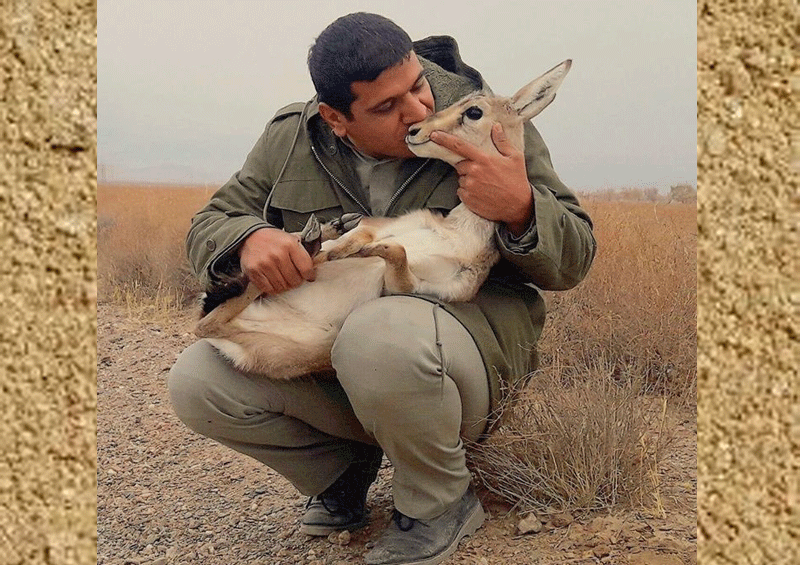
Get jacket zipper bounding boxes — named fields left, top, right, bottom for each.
left=310, top=143, right=371, bottom=216
left=385, top=159, right=431, bottom=214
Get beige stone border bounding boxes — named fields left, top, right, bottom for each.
left=698, top=1, right=799, bottom=563
left=2, top=1, right=798, bottom=563
left=1, top=1, right=97, bottom=563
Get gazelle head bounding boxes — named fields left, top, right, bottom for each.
left=406, top=59, right=572, bottom=165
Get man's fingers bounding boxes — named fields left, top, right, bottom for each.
left=454, top=159, right=477, bottom=176
left=430, top=130, right=485, bottom=162
left=249, top=270, right=277, bottom=296
left=277, top=261, right=304, bottom=289
left=238, top=226, right=320, bottom=295
left=490, top=123, right=516, bottom=157
left=288, top=240, right=317, bottom=282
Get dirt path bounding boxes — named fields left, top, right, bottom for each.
left=97, top=303, right=696, bottom=565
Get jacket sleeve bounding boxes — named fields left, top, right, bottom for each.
left=186, top=112, right=300, bottom=290
left=494, top=122, right=597, bottom=291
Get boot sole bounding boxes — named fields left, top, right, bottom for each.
left=299, top=516, right=369, bottom=536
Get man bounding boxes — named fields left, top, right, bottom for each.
left=168, top=12, right=595, bottom=565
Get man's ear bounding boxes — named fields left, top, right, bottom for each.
left=318, top=103, right=348, bottom=138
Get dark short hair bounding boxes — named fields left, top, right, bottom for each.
left=308, top=12, right=413, bottom=118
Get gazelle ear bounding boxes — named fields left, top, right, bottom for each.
left=511, top=59, right=572, bottom=120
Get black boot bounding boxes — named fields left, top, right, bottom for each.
left=300, top=444, right=383, bottom=536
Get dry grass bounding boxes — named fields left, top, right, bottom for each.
left=98, top=185, right=696, bottom=515
left=469, top=199, right=696, bottom=515
left=97, top=183, right=215, bottom=314
left=545, top=200, right=697, bottom=399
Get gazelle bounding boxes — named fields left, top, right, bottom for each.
left=195, top=59, right=572, bottom=379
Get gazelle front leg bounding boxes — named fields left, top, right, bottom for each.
left=319, top=213, right=363, bottom=242
left=357, top=242, right=418, bottom=294
left=314, top=226, right=378, bottom=264
left=303, top=213, right=363, bottom=258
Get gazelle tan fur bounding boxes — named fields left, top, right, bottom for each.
left=195, top=60, right=572, bottom=379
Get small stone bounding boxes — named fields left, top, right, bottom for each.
left=327, top=529, right=351, bottom=545
left=593, top=544, right=611, bottom=558
left=517, top=513, right=542, bottom=534
left=550, top=512, right=574, bottom=528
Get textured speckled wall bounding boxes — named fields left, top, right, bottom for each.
left=698, top=1, right=800, bottom=563
left=1, top=1, right=96, bottom=563
left=1, top=0, right=797, bottom=563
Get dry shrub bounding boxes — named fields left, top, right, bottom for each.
left=468, top=370, right=670, bottom=516
left=582, top=185, right=696, bottom=203
left=585, top=186, right=662, bottom=202
left=97, top=184, right=214, bottom=309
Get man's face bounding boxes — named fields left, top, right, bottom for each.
left=321, top=53, right=434, bottom=159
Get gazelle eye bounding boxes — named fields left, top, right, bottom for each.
left=463, top=106, right=483, bottom=120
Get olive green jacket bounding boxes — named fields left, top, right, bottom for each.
left=186, top=36, right=596, bottom=411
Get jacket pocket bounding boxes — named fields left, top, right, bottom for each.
left=269, top=179, right=344, bottom=232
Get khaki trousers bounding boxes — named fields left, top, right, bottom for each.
left=168, top=295, right=490, bottom=519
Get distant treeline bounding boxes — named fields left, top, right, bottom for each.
left=579, top=184, right=697, bottom=203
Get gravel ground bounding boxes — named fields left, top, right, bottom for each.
left=97, top=303, right=696, bottom=565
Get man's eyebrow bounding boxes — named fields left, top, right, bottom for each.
left=368, top=71, right=426, bottom=112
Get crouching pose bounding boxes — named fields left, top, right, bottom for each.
left=168, top=12, right=595, bottom=565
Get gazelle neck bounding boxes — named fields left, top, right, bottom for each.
left=446, top=203, right=496, bottom=237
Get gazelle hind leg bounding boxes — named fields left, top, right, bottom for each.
left=357, top=242, right=418, bottom=293
left=195, top=282, right=261, bottom=337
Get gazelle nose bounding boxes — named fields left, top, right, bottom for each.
left=407, top=127, right=420, bottom=137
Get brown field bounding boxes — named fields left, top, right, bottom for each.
left=98, top=183, right=216, bottom=307
left=545, top=198, right=697, bottom=399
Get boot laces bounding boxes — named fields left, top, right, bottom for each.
left=306, top=485, right=349, bottom=516
left=391, top=509, right=417, bottom=532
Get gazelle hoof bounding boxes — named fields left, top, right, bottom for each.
left=300, top=214, right=323, bottom=256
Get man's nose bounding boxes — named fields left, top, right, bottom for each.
left=401, top=93, right=431, bottom=125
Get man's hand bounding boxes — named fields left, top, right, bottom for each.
left=430, top=123, right=533, bottom=237
left=239, top=228, right=316, bottom=295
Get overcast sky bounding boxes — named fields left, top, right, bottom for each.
left=99, top=0, right=697, bottom=192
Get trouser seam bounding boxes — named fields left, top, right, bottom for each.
left=431, top=302, right=447, bottom=402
